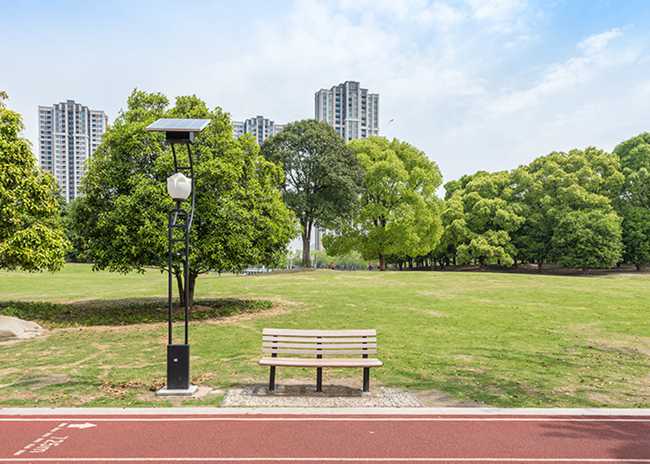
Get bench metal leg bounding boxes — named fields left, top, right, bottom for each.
left=362, top=368, right=370, bottom=392
left=269, top=366, right=276, bottom=391
left=316, top=368, right=323, bottom=392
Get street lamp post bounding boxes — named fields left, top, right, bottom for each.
left=146, top=118, right=210, bottom=396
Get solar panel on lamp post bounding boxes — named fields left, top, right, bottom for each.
left=146, top=118, right=210, bottom=397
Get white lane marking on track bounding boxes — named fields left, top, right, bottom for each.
left=67, top=423, right=96, bottom=429
left=2, top=417, right=650, bottom=422
left=1, top=458, right=650, bottom=462
left=12, top=423, right=68, bottom=456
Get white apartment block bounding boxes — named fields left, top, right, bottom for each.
left=232, top=115, right=285, bottom=145
left=315, top=81, right=379, bottom=141
left=38, top=100, right=108, bottom=202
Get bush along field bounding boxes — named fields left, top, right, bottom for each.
left=1, top=264, right=650, bottom=408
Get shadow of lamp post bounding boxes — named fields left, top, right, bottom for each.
left=145, top=118, right=210, bottom=396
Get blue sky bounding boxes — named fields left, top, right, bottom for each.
left=2, top=0, right=650, bottom=182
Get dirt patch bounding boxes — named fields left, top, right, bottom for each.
left=571, top=324, right=650, bottom=358
left=425, top=310, right=446, bottom=317
left=0, top=316, right=46, bottom=345
left=415, top=389, right=483, bottom=407
left=53, top=300, right=293, bottom=335
left=100, top=378, right=165, bottom=398
left=586, top=378, right=650, bottom=406
left=405, top=306, right=447, bottom=318
left=203, top=298, right=301, bottom=326
left=0, top=373, right=70, bottom=391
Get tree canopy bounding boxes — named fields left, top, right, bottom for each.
left=433, top=147, right=624, bottom=270
left=614, top=133, right=650, bottom=269
left=261, top=119, right=361, bottom=267
left=71, top=89, right=295, bottom=304
left=443, top=170, right=524, bottom=266
left=324, top=137, right=443, bottom=270
left=0, top=92, right=68, bottom=272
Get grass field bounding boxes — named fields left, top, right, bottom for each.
left=1, top=264, right=650, bottom=408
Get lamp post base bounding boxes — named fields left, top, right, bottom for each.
left=155, top=384, right=198, bottom=397
left=166, top=343, right=190, bottom=389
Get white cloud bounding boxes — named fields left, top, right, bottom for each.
left=490, top=28, right=630, bottom=115
left=578, top=27, right=623, bottom=54
left=417, top=2, right=465, bottom=29
left=3, top=1, right=649, bottom=186
left=468, top=0, right=526, bottom=21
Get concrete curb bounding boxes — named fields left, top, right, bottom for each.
left=2, top=407, right=650, bottom=416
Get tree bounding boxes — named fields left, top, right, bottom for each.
left=513, top=147, right=623, bottom=269
left=550, top=209, right=622, bottom=270
left=435, top=192, right=470, bottom=266
left=325, top=137, right=443, bottom=271
left=614, top=133, right=650, bottom=269
left=445, top=171, right=524, bottom=267
left=72, top=90, right=295, bottom=305
left=261, top=120, right=361, bottom=267
left=0, top=92, right=68, bottom=271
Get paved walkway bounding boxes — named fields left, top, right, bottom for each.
left=1, top=408, right=650, bottom=463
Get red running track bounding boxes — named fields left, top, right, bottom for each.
left=1, top=413, right=650, bottom=463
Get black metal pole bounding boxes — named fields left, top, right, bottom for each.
left=184, top=223, right=189, bottom=345
left=167, top=210, right=173, bottom=345
left=184, top=143, right=195, bottom=346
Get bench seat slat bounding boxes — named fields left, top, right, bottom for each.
left=262, top=336, right=376, bottom=343
left=259, top=357, right=383, bottom=368
left=262, top=348, right=377, bottom=356
left=263, top=328, right=376, bottom=337
left=262, top=342, right=377, bottom=349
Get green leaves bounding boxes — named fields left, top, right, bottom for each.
left=71, top=89, right=295, bottom=298
left=441, top=171, right=523, bottom=266
left=327, top=137, right=443, bottom=269
left=438, top=147, right=627, bottom=270
left=0, top=95, right=67, bottom=272
left=513, top=147, right=623, bottom=269
left=261, top=119, right=362, bottom=266
left=614, top=133, right=650, bottom=268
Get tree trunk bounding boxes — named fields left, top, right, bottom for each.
left=188, top=273, right=197, bottom=307
left=379, top=254, right=386, bottom=271
left=175, top=271, right=184, bottom=307
left=175, top=270, right=198, bottom=308
left=301, top=221, right=312, bottom=268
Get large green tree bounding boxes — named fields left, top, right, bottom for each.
left=614, top=133, right=650, bottom=269
left=261, top=120, right=361, bottom=267
left=443, top=171, right=524, bottom=266
left=0, top=92, right=68, bottom=271
left=513, top=147, right=623, bottom=269
left=325, top=137, right=443, bottom=271
left=72, top=90, right=295, bottom=305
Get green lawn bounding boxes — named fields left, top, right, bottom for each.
left=1, top=264, right=650, bottom=408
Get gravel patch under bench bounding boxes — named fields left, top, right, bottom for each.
left=222, top=380, right=421, bottom=408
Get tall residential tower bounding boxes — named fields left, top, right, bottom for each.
left=314, top=81, right=379, bottom=141
left=38, top=100, right=108, bottom=202
left=232, top=115, right=285, bottom=145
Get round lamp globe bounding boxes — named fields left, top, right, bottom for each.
left=167, top=172, right=192, bottom=201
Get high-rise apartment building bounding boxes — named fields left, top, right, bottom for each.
left=38, top=100, right=108, bottom=202
left=314, top=81, right=379, bottom=141
left=232, top=115, right=285, bottom=145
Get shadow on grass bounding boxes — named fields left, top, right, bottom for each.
left=0, top=298, right=272, bottom=328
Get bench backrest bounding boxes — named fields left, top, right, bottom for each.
left=262, top=328, right=377, bottom=358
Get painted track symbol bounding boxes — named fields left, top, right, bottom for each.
left=67, top=423, right=96, bottom=430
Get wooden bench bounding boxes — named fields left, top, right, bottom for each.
left=258, top=328, right=383, bottom=393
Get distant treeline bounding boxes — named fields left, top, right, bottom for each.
left=374, top=135, right=650, bottom=271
